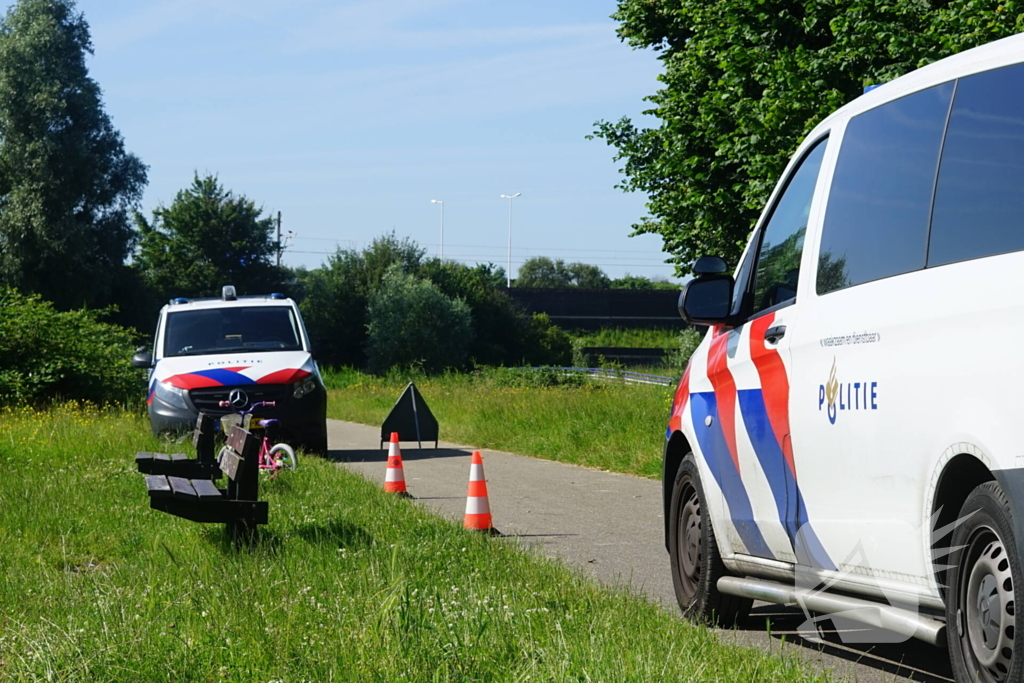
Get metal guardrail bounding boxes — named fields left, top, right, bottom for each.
left=524, top=366, right=678, bottom=387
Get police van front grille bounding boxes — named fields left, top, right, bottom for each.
left=189, top=385, right=291, bottom=415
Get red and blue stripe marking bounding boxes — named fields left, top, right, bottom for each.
left=669, top=316, right=834, bottom=569
left=148, top=367, right=312, bottom=401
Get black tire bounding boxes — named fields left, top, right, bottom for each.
left=303, top=430, right=328, bottom=457
left=947, top=481, right=1023, bottom=683
left=668, top=454, right=751, bottom=626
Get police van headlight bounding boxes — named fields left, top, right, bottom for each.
left=293, top=376, right=318, bottom=400
left=154, top=381, right=188, bottom=409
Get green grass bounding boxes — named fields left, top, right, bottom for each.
left=325, top=367, right=675, bottom=478
left=0, top=405, right=828, bottom=682
left=571, top=327, right=683, bottom=349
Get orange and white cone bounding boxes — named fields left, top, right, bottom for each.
left=384, top=432, right=410, bottom=496
left=464, top=451, right=497, bottom=533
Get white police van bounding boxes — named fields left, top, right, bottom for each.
left=668, top=33, right=1024, bottom=682
left=132, top=286, right=328, bottom=454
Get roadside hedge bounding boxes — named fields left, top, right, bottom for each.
left=0, top=288, right=144, bottom=405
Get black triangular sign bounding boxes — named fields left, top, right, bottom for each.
left=380, top=382, right=439, bottom=449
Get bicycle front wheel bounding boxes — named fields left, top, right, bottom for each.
left=269, top=443, right=297, bottom=471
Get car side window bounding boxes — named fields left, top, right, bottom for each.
left=816, top=82, right=954, bottom=294
left=750, top=138, right=828, bottom=317
left=928, top=62, right=1024, bottom=267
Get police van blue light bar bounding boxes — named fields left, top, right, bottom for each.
left=863, top=84, right=882, bottom=93
left=170, top=297, right=189, bottom=305
left=269, top=293, right=286, bottom=299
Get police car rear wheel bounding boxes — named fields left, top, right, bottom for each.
left=669, top=455, right=751, bottom=626
left=948, top=481, right=1023, bottom=683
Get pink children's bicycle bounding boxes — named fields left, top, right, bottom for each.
left=218, top=400, right=297, bottom=478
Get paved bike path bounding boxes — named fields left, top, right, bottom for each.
left=326, top=419, right=953, bottom=683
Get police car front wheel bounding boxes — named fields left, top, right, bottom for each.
left=668, top=455, right=751, bottom=627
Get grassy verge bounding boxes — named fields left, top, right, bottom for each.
left=571, top=327, right=682, bottom=349
left=0, top=405, right=826, bottom=682
left=324, top=368, right=675, bottom=478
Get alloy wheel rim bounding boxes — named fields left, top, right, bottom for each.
left=963, top=528, right=1015, bottom=682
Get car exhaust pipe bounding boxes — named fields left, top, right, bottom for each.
left=717, top=576, right=946, bottom=647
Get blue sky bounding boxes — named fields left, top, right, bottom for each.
left=74, top=0, right=671, bottom=281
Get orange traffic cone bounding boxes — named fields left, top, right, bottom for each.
left=464, top=451, right=498, bottom=534
left=384, top=432, right=411, bottom=497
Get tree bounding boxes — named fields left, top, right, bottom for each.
left=134, top=174, right=283, bottom=300
left=611, top=273, right=678, bottom=290
left=0, top=0, right=147, bottom=309
left=365, top=266, right=474, bottom=374
left=298, top=233, right=425, bottom=367
left=516, top=256, right=572, bottom=288
left=566, top=262, right=611, bottom=289
left=516, top=256, right=611, bottom=288
left=593, top=0, right=1024, bottom=273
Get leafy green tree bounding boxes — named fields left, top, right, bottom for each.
left=611, top=273, right=678, bottom=290
left=0, top=0, right=147, bottom=309
left=365, top=266, right=474, bottom=374
left=134, top=174, right=283, bottom=300
left=516, top=256, right=611, bottom=288
left=0, top=287, right=143, bottom=404
left=421, top=259, right=570, bottom=366
left=298, top=233, right=425, bottom=367
left=566, top=262, right=611, bottom=289
left=593, top=0, right=1024, bottom=272
left=516, top=256, right=572, bottom=288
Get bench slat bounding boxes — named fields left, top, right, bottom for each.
left=170, top=453, right=188, bottom=462
left=154, top=452, right=172, bottom=462
left=135, top=452, right=153, bottom=463
left=169, top=476, right=197, bottom=497
left=219, top=448, right=242, bottom=480
left=145, top=475, right=172, bottom=498
left=190, top=478, right=222, bottom=500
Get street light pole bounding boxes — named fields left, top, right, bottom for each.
left=430, top=199, right=444, bottom=260
left=499, top=193, right=521, bottom=287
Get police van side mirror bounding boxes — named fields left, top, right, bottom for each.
left=679, top=276, right=734, bottom=326
left=131, top=349, right=154, bottom=368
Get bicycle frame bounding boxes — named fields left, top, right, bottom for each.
left=218, top=400, right=292, bottom=475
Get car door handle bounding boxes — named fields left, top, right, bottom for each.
left=764, top=325, right=787, bottom=343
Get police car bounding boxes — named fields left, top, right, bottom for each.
left=132, top=286, right=328, bottom=454
left=668, top=33, right=1024, bottom=682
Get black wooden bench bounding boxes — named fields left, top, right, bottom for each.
left=136, top=413, right=219, bottom=479
left=144, top=424, right=268, bottom=539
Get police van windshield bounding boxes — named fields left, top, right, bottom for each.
left=163, top=306, right=304, bottom=357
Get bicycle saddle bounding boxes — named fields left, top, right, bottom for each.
left=259, top=419, right=280, bottom=428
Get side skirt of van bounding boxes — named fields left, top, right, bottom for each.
left=717, top=576, right=946, bottom=646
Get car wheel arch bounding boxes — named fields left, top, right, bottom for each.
left=663, top=430, right=693, bottom=550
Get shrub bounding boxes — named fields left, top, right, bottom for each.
left=0, top=288, right=145, bottom=405
left=365, top=267, right=474, bottom=374
left=520, top=313, right=572, bottom=367
left=299, top=234, right=426, bottom=368
left=665, top=328, right=705, bottom=371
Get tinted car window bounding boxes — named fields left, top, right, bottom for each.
left=164, top=306, right=303, bottom=357
left=751, top=139, right=828, bottom=315
left=928, top=63, right=1024, bottom=267
left=817, top=82, right=954, bottom=294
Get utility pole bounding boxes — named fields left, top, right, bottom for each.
left=276, top=211, right=282, bottom=267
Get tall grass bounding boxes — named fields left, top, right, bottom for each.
left=0, top=405, right=828, bottom=682
left=324, top=367, right=674, bottom=478
left=571, top=327, right=683, bottom=349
